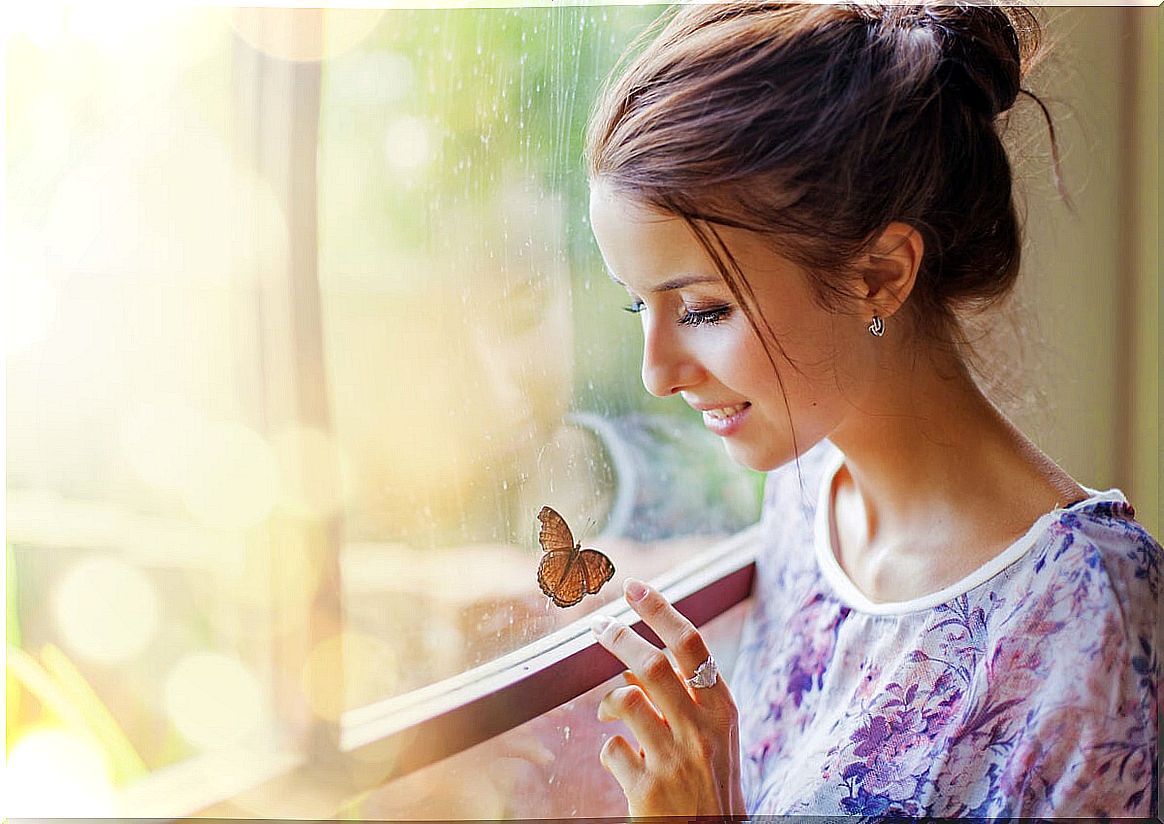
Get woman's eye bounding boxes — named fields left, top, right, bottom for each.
left=678, top=305, right=731, bottom=327
left=623, top=299, right=646, bottom=315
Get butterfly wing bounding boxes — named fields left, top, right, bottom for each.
left=578, top=548, right=616, bottom=596
left=537, top=506, right=575, bottom=554
left=537, top=549, right=585, bottom=608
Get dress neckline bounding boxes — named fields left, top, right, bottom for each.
left=810, top=444, right=1127, bottom=616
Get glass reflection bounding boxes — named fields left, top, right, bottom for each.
left=320, top=7, right=763, bottom=707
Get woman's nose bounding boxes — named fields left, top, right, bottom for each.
left=640, top=317, right=702, bottom=398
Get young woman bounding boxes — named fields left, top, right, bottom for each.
left=582, top=3, right=1159, bottom=818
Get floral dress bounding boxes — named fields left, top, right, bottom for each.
left=732, top=440, right=1160, bottom=819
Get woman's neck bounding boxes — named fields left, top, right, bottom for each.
left=823, top=344, right=1085, bottom=602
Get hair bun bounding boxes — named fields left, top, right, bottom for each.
left=920, top=4, right=1033, bottom=117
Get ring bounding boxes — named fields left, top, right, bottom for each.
left=685, top=655, right=718, bottom=689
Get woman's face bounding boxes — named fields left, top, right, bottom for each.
left=588, top=184, right=877, bottom=471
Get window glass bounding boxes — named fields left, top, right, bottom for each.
left=317, top=6, right=765, bottom=710
left=349, top=598, right=752, bottom=818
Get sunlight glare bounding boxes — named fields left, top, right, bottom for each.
left=6, top=2, right=66, bottom=48
left=5, top=727, right=117, bottom=816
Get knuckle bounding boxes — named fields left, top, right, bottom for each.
left=641, top=590, right=665, bottom=617
left=677, top=626, right=705, bottom=659
left=617, top=686, right=645, bottom=713
left=643, top=651, right=673, bottom=681
left=608, top=622, right=630, bottom=645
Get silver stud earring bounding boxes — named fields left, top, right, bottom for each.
left=867, top=315, right=885, bottom=337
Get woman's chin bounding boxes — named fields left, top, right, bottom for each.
left=721, top=439, right=777, bottom=472
left=721, top=439, right=794, bottom=474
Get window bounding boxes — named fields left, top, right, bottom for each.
left=6, top=6, right=764, bottom=817
left=316, top=6, right=765, bottom=714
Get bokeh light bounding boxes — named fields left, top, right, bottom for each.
left=5, top=727, right=117, bottom=816
left=163, top=651, right=266, bottom=751
left=52, top=556, right=160, bottom=664
left=181, top=421, right=281, bottom=530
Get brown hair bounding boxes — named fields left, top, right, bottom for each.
left=585, top=2, right=1058, bottom=386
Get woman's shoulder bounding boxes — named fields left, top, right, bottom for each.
left=1032, top=495, right=1161, bottom=592
left=995, top=493, right=1161, bottom=643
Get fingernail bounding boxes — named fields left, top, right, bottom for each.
left=625, top=578, right=648, bottom=602
left=591, top=614, right=613, bottom=635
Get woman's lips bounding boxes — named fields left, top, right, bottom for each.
left=700, top=402, right=751, bottom=437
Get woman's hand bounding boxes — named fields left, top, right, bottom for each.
left=591, top=577, right=746, bottom=817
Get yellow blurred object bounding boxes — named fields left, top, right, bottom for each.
left=6, top=643, right=147, bottom=783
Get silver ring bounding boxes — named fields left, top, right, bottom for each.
left=685, top=655, right=718, bottom=689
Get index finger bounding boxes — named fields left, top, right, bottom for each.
left=622, top=577, right=726, bottom=699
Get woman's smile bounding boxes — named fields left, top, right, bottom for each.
left=685, top=398, right=753, bottom=436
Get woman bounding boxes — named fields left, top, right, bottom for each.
left=583, top=2, right=1159, bottom=817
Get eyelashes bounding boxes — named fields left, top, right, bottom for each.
left=678, top=306, right=730, bottom=327
left=623, top=300, right=731, bottom=327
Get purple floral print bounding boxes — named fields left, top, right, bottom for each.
left=734, top=441, right=1160, bottom=819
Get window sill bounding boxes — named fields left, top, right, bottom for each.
left=340, top=522, right=760, bottom=783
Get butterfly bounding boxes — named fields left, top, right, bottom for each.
left=535, top=505, right=615, bottom=608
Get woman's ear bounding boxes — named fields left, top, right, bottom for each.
left=858, top=222, right=924, bottom=319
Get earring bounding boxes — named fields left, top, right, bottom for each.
left=867, top=315, right=885, bottom=337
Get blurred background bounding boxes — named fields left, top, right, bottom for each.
left=4, top=2, right=1159, bottom=819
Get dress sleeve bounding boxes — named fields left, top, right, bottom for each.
left=973, top=508, right=1159, bottom=819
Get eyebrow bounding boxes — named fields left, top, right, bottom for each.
left=606, top=271, right=722, bottom=292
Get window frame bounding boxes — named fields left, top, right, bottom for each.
left=338, top=524, right=759, bottom=784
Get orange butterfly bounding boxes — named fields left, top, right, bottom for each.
left=536, top=506, right=615, bottom=608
